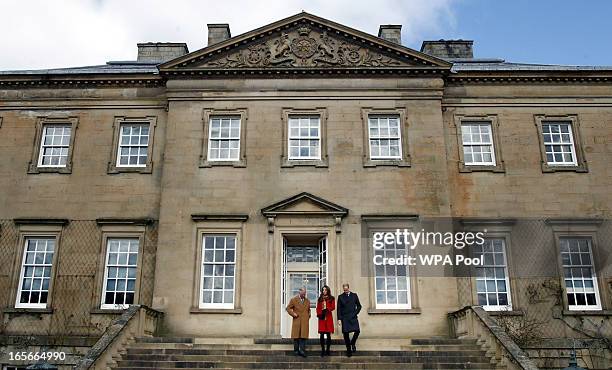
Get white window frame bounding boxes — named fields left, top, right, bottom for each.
left=561, top=238, right=602, bottom=311
left=199, top=234, right=237, bottom=309
left=541, top=122, right=578, bottom=166
left=37, top=124, right=72, bottom=168
left=461, top=122, right=496, bottom=166
left=473, top=238, right=512, bottom=311
left=287, top=115, right=321, bottom=161
left=116, top=123, right=150, bottom=168
left=373, top=233, right=411, bottom=310
left=207, top=116, right=241, bottom=162
left=15, top=237, right=56, bottom=309
left=100, top=238, right=140, bottom=310
left=368, top=115, right=403, bottom=160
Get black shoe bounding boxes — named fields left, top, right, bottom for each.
left=351, top=344, right=356, bottom=352
left=346, top=350, right=352, bottom=357
left=299, top=350, right=307, bottom=357
left=325, top=349, right=331, bottom=356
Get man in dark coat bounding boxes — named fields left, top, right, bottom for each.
left=337, top=283, right=361, bottom=357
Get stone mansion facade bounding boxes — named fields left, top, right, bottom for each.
left=0, top=12, right=611, bottom=369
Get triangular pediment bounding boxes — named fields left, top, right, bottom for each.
left=160, top=12, right=451, bottom=74
left=261, top=192, right=348, bottom=217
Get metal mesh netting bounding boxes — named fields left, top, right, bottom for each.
left=0, top=220, right=158, bottom=337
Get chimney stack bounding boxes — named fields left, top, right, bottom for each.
left=208, top=24, right=231, bottom=46
left=420, top=40, right=474, bottom=59
left=378, top=25, right=402, bottom=44
left=137, top=43, right=189, bottom=63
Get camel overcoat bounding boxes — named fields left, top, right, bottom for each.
left=286, top=295, right=311, bottom=339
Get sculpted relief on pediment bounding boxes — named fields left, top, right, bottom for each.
left=200, top=26, right=407, bottom=69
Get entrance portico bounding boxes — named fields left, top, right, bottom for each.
left=260, top=192, right=348, bottom=338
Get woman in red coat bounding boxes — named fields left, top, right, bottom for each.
left=316, top=285, right=335, bottom=356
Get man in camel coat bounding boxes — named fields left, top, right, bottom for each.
left=286, top=287, right=311, bottom=357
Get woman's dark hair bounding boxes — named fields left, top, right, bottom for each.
left=318, top=285, right=334, bottom=302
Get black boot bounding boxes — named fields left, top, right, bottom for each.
left=350, top=331, right=359, bottom=353
left=320, top=335, right=325, bottom=356
left=326, top=335, right=331, bottom=355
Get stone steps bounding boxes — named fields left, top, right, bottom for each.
left=111, top=337, right=494, bottom=370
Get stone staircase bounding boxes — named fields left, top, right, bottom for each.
left=110, top=336, right=498, bottom=369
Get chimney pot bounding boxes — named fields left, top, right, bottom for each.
left=137, top=43, right=189, bottom=63
left=420, top=40, right=474, bottom=59
left=378, top=25, right=402, bottom=45
left=208, top=24, right=231, bottom=46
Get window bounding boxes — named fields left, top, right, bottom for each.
left=368, top=115, right=402, bottom=160
left=101, top=238, right=139, bottom=309
left=541, top=122, right=577, bottom=166
left=16, top=238, right=55, bottom=309
left=374, top=236, right=411, bottom=309
left=208, top=116, right=241, bottom=161
left=200, top=235, right=237, bottom=309
left=361, top=108, right=410, bottom=167
left=473, top=239, right=511, bottom=310
left=28, top=116, right=78, bottom=174
left=281, top=108, right=328, bottom=167
left=288, top=115, right=320, bottom=160
left=38, top=125, right=72, bottom=167
left=561, top=238, right=601, bottom=310
left=108, top=116, right=156, bottom=174
left=461, top=122, right=496, bottom=166
left=534, top=115, right=587, bottom=172
left=453, top=115, right=504, bottom=172
left=117, top=123, right=150, bottom=167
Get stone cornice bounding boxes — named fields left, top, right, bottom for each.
left=447, top=72, right=612, bottom=85
left=0, top=74, right=164, bottom=88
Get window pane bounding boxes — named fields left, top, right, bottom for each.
left=461, top=122, right=495, bottom=165
left=102, top=238, right=139, bottom=308
left=17, top=238, right=55, bottom=307
left=373, top=232, right=410, bottom=308
left=561, top=238, right=599, bottom=309
left=117, top=123, right=150, bottom=167
left=201, top=235, right=237, bottom=308
left=39, top=125, right=71, bottom=167
left=474, top=238, right=511, bottom=310
left=368, top=115, right=401, bottom=159
left=288, top=116, right=321, bottom=160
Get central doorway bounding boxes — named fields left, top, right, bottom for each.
left=281, top=235, right=328, bottom=338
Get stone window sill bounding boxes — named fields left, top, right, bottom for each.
left=563, top=309, right=612, bottom=316
left=90, top=308, right=126, bottom=315
left=363, top=159, right=410, bottom=168
left=459, top=164, right=505, bottom=173
left=281, top=159, right=328, bottom=168
left=367, top=308, right=421, bottom=314
left=190, top=307, right=243, bottom=314
left=487, top=310, right=524, bottom=316
left=3, top=308, right=54, bottom=315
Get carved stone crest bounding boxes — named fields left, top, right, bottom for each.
left=290, top=27, right=317, bottom=59
left=205, top=23, right=404, bottom=69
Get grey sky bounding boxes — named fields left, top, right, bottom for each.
left=0, top=0, right=455, bottom=70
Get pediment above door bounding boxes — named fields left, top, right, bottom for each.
left=261, top=192, right=348, bottom=218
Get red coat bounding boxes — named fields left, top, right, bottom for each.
left=316, top=296, right=335, bottom=333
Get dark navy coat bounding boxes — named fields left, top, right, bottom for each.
left=337, top=292, right=361, bottom=333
